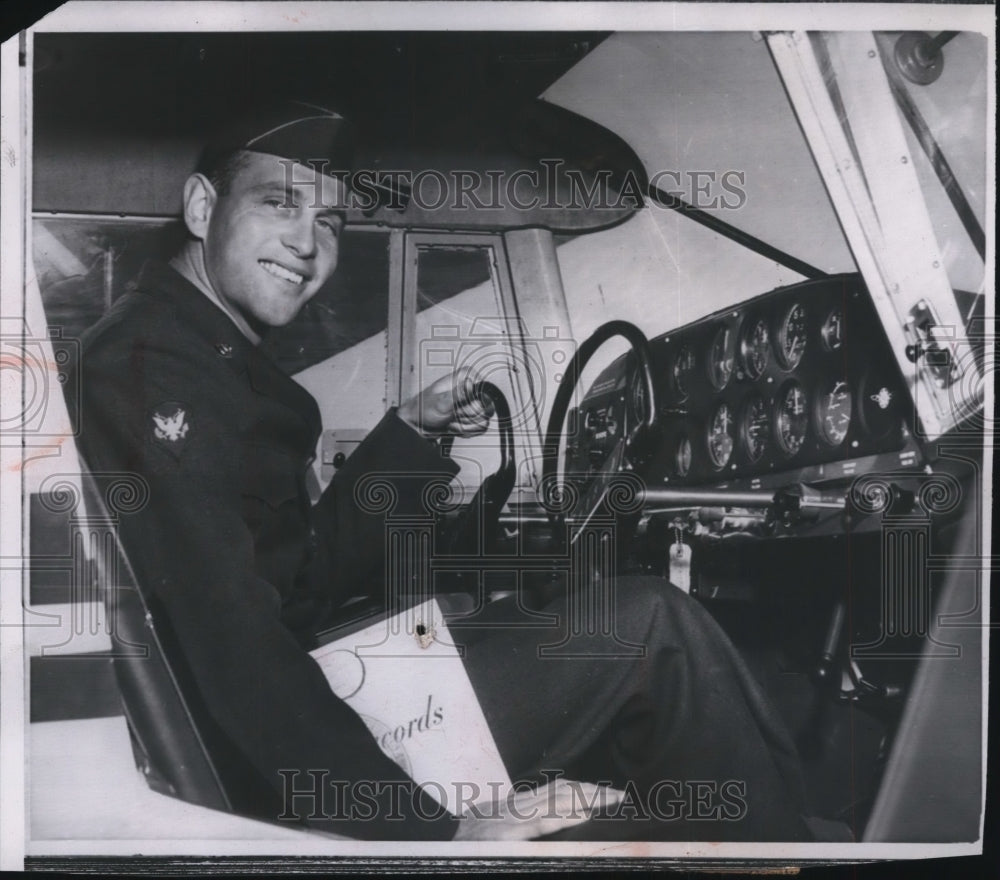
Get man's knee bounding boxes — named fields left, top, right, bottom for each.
left=612, top=575, right=700, bottom=641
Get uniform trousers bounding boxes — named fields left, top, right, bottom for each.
left=443, top=576, right=813, bottom=841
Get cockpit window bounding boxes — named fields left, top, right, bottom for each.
left=33, top=217, right=185, bottom=342
left=32, top=218, right=395, bottom=377
left=861, top=32, right=985, bottom=297
left=415, top=246, right=492, bottom=314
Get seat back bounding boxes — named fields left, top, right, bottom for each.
left=77, top=472, right=235, bottom=812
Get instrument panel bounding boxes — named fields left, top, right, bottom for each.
left=568, top=275, right=914, bottom=488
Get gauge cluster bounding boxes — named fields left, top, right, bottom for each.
left=568, top=275, right=913, bottom=487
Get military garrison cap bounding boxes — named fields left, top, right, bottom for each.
left=197, top=99, right=356, bottom=181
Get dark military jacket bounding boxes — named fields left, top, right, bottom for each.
left=72, top=262, right=460, bottom=839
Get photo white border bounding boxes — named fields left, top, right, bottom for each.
left=1, top=0, right=994, bottom=870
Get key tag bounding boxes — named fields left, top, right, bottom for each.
left=669, top=526, right=692, bottom=594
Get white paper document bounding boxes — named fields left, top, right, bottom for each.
left=309, top=600, right=511, bottom=816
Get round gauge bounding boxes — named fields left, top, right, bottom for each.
left=821, top=307, right=845, bottom=352
left=740, top=317, right=770, bottom=379
left=706, top=402, right=735, bottom=469
left=707, top=325, right=735, bottom=390
left=817, top=379, right=852, bottom=446
left=775, top=302, right=808, bottom=370
left=671, top=344, right=696, bottom=398
left=741, top=394, right=771, bottom=463
left=857, top=372, right=898, bottom=440
left=775, top=382, right=809, bottom=456
left=674, top=434, right=692, bottom=477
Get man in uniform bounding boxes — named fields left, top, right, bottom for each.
left=71, top=101, right=815, bottom=842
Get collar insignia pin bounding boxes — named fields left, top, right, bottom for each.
left=215, top=343, right=233, bottom=358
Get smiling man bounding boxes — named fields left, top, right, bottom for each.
left=175, top=151, right=346, bottom=339
left=70, top=101, right=509, bottom=841
left=71, top=100, right=818, bottom=844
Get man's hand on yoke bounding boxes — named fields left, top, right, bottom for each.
left=398, top=368, right=495, bottom=439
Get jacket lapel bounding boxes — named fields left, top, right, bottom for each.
left=247, top=347, right=322, bottom=443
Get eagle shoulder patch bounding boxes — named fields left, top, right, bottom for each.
left=150, top=402, right=190, bottom=456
